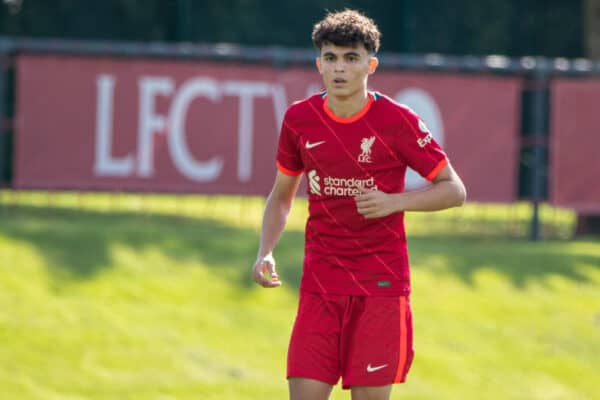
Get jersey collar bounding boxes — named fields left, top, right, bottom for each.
left=322, top=92, right=374, bottom=124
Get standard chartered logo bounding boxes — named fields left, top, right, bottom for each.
left=307, top=169, right=377, bottom=197
left=308, top=170, right=321, bottom=195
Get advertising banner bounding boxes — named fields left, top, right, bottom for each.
left=550, top=79, right=600, bottom=212
left=15, top=54, right=520, bottom=200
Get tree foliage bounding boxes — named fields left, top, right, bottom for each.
left=0, top=0, right=584, bottom=57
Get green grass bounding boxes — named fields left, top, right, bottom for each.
left=0, top=191, right=598, bottom=399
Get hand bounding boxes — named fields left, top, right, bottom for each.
left=355, top=186, right=398, bottom=219
left=252, top=253, right=282, bottom=288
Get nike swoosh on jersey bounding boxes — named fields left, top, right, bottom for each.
left=305, top=140, right=326, bottom=149
left=366, top=363, right=388, bottom=373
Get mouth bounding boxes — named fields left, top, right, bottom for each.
left=333, top=78, right=347, bottom=86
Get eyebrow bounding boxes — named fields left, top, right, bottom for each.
left=322, top=51, right=361, bottom=57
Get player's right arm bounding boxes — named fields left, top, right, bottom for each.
left=253, top=171, right=302, bottom=288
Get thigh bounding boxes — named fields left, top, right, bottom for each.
left=341, top=295, right=414, bottom=389
left=289, top=377, right=334, bottom=400
left=351, top=384, right=392, bottom=400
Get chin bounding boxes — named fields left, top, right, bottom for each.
left=327, top=87, right=351, bottom=98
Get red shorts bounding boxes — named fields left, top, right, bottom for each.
left=287, top=291, right=414, bottom=389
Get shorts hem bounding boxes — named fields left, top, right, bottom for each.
left=341, top=377, right=407, bottom=390
left=287, top=373, right=339, bottom=386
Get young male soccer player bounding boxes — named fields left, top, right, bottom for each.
left=252, top=9, right=466, bottom=400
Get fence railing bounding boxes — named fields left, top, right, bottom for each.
left=1, top=37, right=598, bottom=240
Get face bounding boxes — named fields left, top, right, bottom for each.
left=316, top=42, right=378, bottom=100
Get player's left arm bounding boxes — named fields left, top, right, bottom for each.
left=355, top=163, right=466, bottom=219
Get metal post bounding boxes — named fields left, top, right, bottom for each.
left=401, top=0, right=415, bottom=53
left=0, top=53, right=9, bottom=187
left=529, top=68, right=549, bottom=241
left=176, top=0, right=193, bottom=42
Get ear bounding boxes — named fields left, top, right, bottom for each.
left=315, top=57, right=322, bottom=74
left=368, top=57, right=379, bottom=74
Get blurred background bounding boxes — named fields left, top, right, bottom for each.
left=0, top=0, right=588, bottom=57
left=0, top=1, right=599, bottom=399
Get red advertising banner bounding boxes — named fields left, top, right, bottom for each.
left=551, top=79, right=600, bottom=213
left=371, top=72, right=520, bottom=202
left=15, top=54, right=520, bottom=201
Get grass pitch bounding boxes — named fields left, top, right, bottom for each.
left=0, top=191, right=598, bottom=399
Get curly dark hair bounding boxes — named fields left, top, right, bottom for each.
left=312, top=9, right=381, bottom=54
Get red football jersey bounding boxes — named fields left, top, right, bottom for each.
left=276, top=91, right=448, bottom=296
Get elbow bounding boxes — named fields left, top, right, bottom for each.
left=444, top=180, right=466, bottom=208
left=455, top=183, right=467, bottom=207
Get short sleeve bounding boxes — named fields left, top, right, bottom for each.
left=276, top=115, right=304, bottom=176
left=397, top=108, right=448, bottom=181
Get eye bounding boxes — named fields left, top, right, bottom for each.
left=347, top=55, right=359, bottom=62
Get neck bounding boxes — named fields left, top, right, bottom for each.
left=326, top=89, right=369, bottom=118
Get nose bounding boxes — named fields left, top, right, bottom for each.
left=334, top=60, right=345, bottom=72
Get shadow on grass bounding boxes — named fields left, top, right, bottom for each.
left=0, top=205, right=304, bottom=291
left=407, top=233, right=600, bottom=288
left=0, top=205, right=598, bottom=291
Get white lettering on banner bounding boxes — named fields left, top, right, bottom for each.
left=94, top=74, right=134, bottom=176
left=222, top=81, right=271, bottom=182
left=138, top=77, right=174, bottom=177
left=93, top=75, right=292, bottom=183
left=168, top=78, right=224, bottom=182
left=270, top=84, right=288, bottom=136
